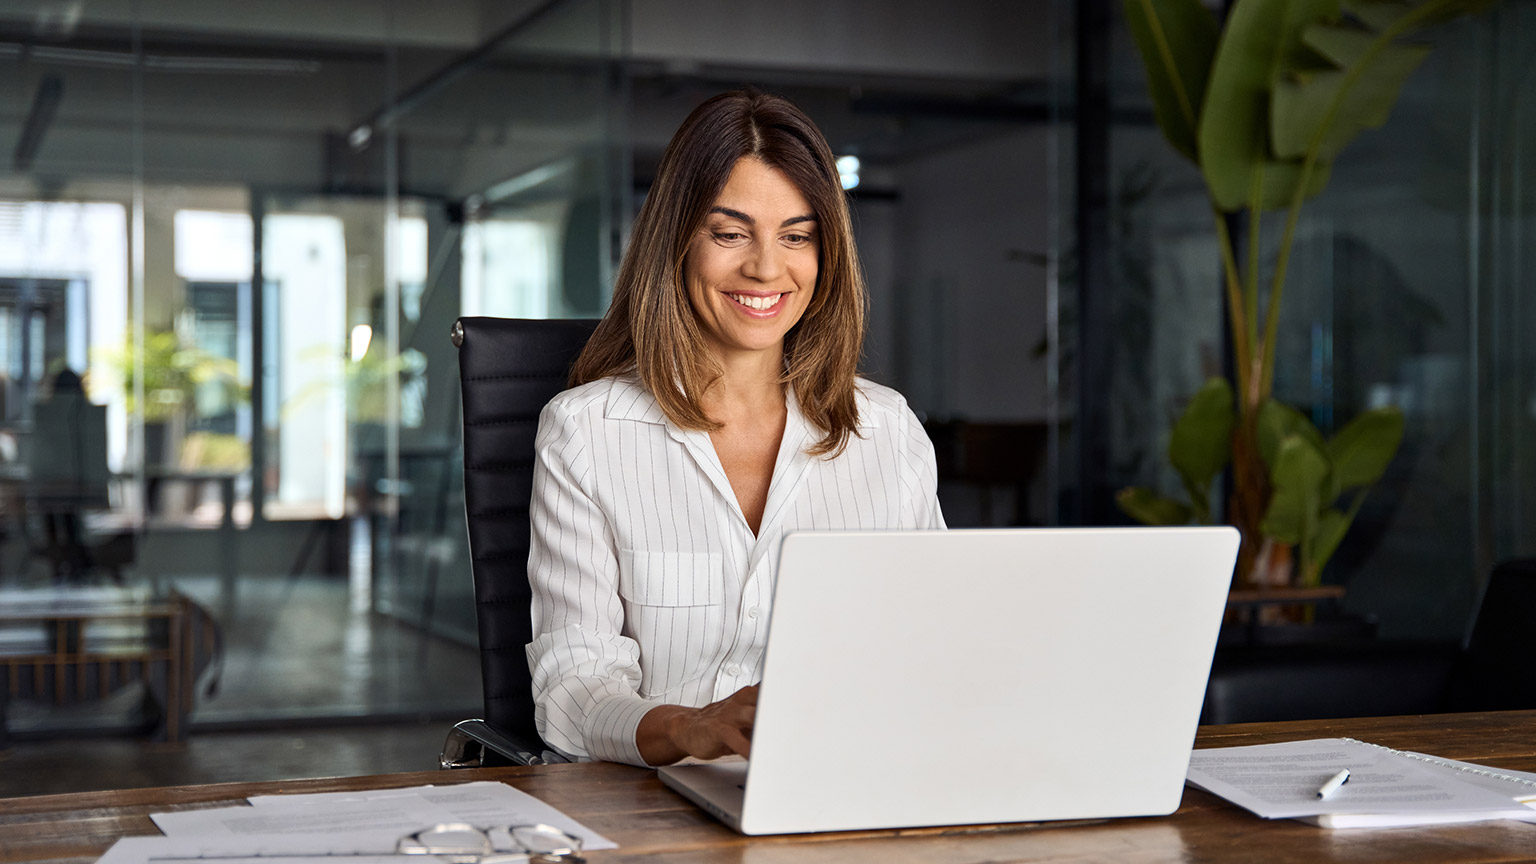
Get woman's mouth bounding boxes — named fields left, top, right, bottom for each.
left=728, top=292, right=785, bottom=312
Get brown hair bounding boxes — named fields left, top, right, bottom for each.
left=570, top=88, right=866, bottom=457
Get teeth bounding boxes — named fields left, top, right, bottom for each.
left=731, top=293, right=782, bottom=311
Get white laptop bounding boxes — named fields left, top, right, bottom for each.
left=658, top=526, right=1240, bottom=835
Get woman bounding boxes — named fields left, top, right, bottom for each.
left=527, top=89, right=944, bottom=767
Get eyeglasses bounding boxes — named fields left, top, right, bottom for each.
left=397, top=822, right=585, bottom=863
left=144, top=822, right=587, bottom=864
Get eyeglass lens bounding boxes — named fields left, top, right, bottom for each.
left=510, top=824, right=582, bottom=856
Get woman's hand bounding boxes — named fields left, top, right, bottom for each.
left=637, top=685, right=759, bottom=766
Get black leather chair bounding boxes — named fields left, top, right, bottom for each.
left=1446, top=558, right=1536, bottom=711
left=1200, top=559, right=1536, bottom=724
left=440, top=316, right=599, bottom=768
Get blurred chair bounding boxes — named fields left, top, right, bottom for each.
left=924, top=419, right=1047, bottom=526
left=1201, top=558, right=1536, bottom=724
left=23, top=369, right=117, bottom=582
left=440, top=317, right=597, bottom=768
left=1445, top=558, right=1536, bottom=711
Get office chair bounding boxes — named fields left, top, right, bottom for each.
left=1200, top=559, right=1536, bottom=724
left=1445, top=558, right=1536, bottom=711
left=440, top=316, right=598, bottom=768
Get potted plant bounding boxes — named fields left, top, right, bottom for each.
left=92, top=329, right=247, bottom=468
left=1115, top=0, right=1497, bottom=589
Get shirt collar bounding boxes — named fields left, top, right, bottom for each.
left=602, top=374, right=881, bottom=431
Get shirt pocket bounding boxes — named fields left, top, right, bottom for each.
left=617, top=549, right=727, bottom=695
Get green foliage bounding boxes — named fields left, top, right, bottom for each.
left=1116, top=487, right=1194, bottom=526
left=283, top=344, right=428, bottom=425
left=1258, top=404, right=1404, bottom=585
left=1120, top=377, right=1234, bottom=526
left=180, top=431, right=251, bottom=471
left=1118, top=0, right=1492, bottom=586
left=1326, top=407, right=1407, bottom=495
left=1256, top=399, right=1324, bottom=467
left=93, top=330, right=247, bottom=423
left=1120, top=390, right=1404, bottom=585
left=1197, top=0, right=1339, bottom=211
left=1129, top=0, right=1494, bottom=214
left=1123, top=0, right=1221, bottom=161
left=1168, top=377, right=1235, bottom=522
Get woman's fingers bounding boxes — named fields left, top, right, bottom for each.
left=720, top=725, right=752, bottom=759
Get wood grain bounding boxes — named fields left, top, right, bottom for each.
left=4, top=711, right=1535, bottom=864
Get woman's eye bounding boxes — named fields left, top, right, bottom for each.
left=712, top=231, right=747, bottom=243
left=783, top=233, right=814, bottom=246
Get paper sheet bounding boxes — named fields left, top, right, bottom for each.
left=97, top=835, right=401, bottom=864
left=1186, top=738, right=1536, bottom=820
left=244, top=781, right=615, bottom=850
left=150, top=793, right=459, bottom=841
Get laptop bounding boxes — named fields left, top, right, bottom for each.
left=658, top=526, right=1240, bottom=835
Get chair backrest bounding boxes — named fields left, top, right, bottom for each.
left=1447, top=558, right=1536, bottom=711
left=454, top=316, right=598, bottom=746
left=26, top=395, right=111, bottom=509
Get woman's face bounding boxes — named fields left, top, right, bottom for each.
left=685, top=157, right=819, bottom=363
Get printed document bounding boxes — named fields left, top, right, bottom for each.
left=96, top=780, right=614, bottom=863
left=1187, top=738, right=1536, bottom=828
left=243, top=781, right=615, bottom=850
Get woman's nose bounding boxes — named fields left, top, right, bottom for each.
left=742, top=240, right=785, bottom=281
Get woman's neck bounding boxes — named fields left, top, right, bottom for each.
left=702, top=346, right=786, bottom=420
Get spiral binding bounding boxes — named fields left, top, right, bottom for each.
left=1344, top=737, right=1536, bottom=791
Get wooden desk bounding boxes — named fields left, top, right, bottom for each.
left=4, top=711, right=1535, bottom=864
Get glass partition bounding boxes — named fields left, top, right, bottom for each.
left=0, top=0, right=625, bottom=734
left=1095, top=5, right=1536, bottom=641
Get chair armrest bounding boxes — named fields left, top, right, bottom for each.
left=1202, top=642, right=1459, bottom=725
left=440, top=719, right=571, bottom=768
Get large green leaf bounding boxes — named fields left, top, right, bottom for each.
left=1343, top=0, right=1420, bottom=30
left=1257, top=158, right=1335, bottom=208
left=1117, top=487, right=1195, bottom=526
left=1343, top=0, right=1501, bottom=34
left=1256, top=399, right=1325, bottom=468
left=1306, top=491, right=1367, bottom=584
left=1199, top=0, right=1339, bottom=211
left=1271, top=27, right=1429, bottom=160
left=1261, top=434, right=1332, bottom=544
left=1272, top=1, right=1500, bottom=162
left=1169, top=377, right=1235, bottom=515
left=1123, top=0, right=1221, bottom=162
left=1326, top=406, right=1405, bottom=492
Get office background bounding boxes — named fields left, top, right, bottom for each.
left=0, top=0, right=1531, bottom=793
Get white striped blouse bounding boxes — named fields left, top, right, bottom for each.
left=526, top=374, right=945, bottom=765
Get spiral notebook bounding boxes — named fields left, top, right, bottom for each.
left=1187, top=737, right=1536, bottom=828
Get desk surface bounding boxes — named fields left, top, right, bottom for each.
left=4, top=711, right=1535, bottom=864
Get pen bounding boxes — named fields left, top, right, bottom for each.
left=1316, top=768, right=1351, bottom=799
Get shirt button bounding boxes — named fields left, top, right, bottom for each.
left=726, top=665, right=741, bottom=676
left=747, top=606, right=761, bottom=619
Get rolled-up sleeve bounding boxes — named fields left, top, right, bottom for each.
left=526, top=400, right=653, bottom=766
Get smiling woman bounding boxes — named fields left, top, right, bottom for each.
left=525, top=89, right=945, bottom=769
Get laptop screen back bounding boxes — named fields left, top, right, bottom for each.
left=738, top=527, right=1239, bottom=835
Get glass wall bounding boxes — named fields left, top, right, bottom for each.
left=0, top=0, right=625, bottom=732
left=7, top=0, right=1525, bottom=746
left=0, top=0, right=1056, bottom=737
left=1095, top=4, right=1536, bottom=640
